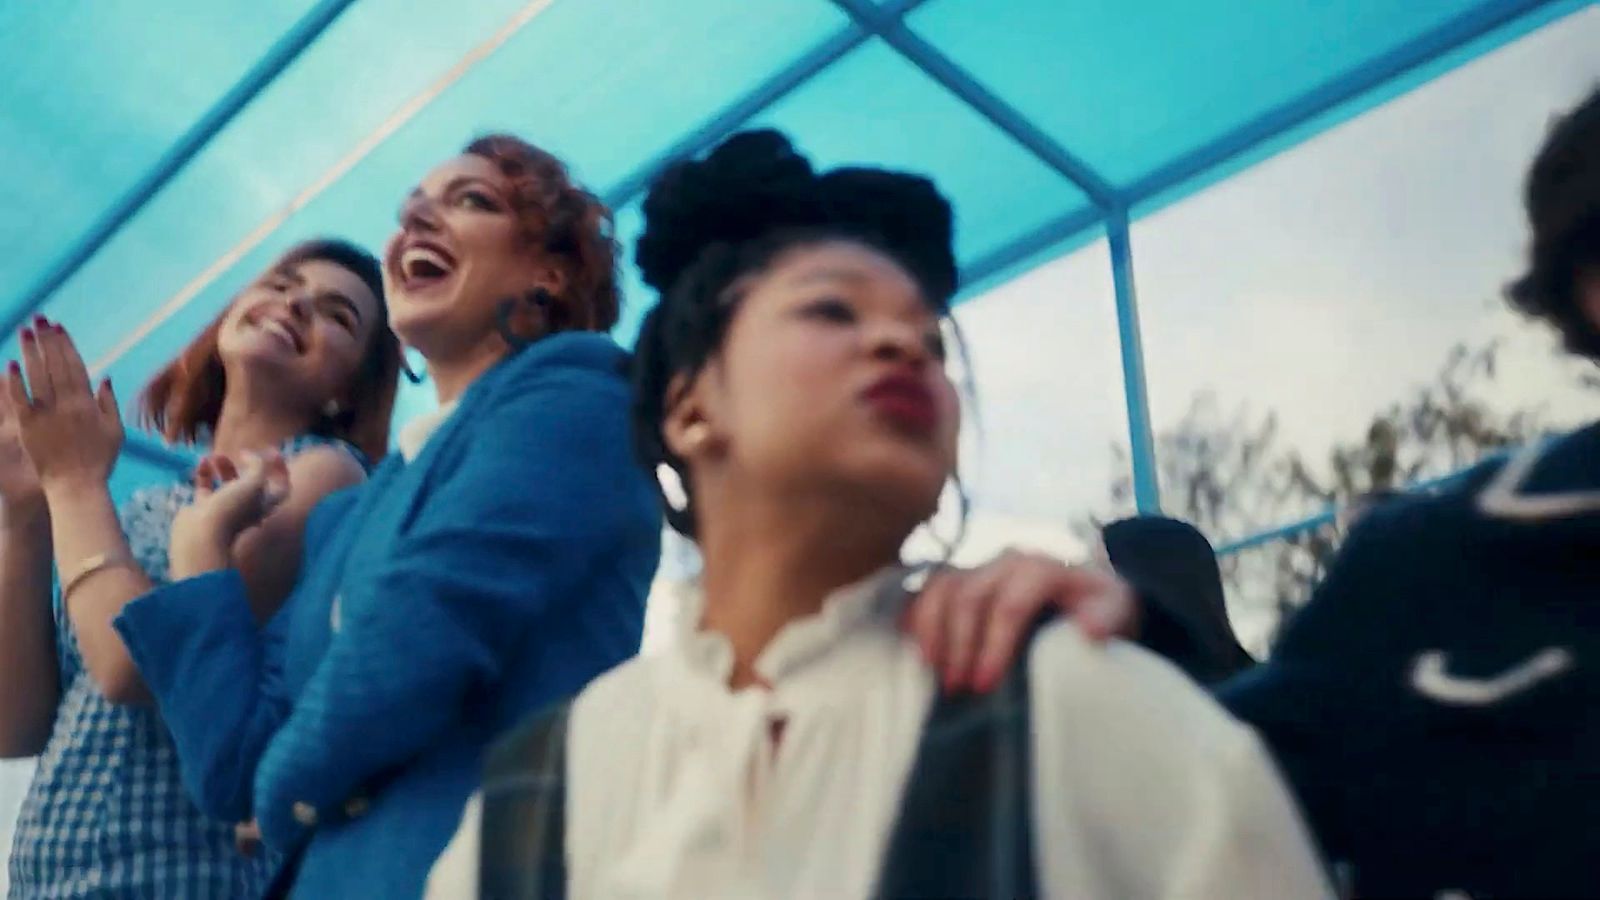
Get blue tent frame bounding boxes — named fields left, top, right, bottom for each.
left=9, top=0, right=1581, bottom=552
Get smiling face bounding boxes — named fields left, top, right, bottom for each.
left=382, top=153, right=564, bottom=361
left=215, top=255, right=381, bottom=412
left=669, top=240, right=960, bottom=537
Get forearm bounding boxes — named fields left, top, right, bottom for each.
left=44, top=480, right=154, bottom=704
left=0, top=504, right=60, bottom=755
left=115, top=569, right=290, bottom=820
left=231, top=525, right=305, bottom=626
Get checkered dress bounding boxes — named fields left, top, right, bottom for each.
left=7, top=436, right=358, bottom=899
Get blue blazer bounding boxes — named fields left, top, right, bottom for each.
left=116, top=333, right=662, bottom=898
left=1219, top=421, right=1600, bottom=898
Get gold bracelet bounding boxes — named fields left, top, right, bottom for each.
left=60, top=551, right=138, bottom=603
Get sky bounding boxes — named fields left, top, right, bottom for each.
left=2, top=4, right=1598, bottom=884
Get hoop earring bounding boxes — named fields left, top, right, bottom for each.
left=496, top=288, right=554, bottom=351
left=926, top=474, right=971, bottom=567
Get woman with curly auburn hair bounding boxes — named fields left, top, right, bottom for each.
left=1, top=237, right=398, bottom=899
left=110, top=135, right=661, bottom=897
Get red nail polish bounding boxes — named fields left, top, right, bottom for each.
left=20, top=329, right=33, bottom=343
left=7, top=361, right=18, bottom=375
left=31, top=316, right=45, bottom=328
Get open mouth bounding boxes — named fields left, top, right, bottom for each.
left=396, top=241, right=458, bottom=293
left=256, top=317, right=305, bottom=354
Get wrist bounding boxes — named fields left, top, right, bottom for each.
left=41, top=473, right=109, bottom=504
left=169, top=531, right=234, bottom=581
left=1, top=494, right=50, bottom=531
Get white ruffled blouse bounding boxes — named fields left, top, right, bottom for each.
left=429, top=568, right=1332, bottom=899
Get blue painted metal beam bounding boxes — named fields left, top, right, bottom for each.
left=825, top=0, right=1118, bottom=209
left=1107, top=212, right=1160, bottom=514
left=1124, top=0, right=1568, bottom=207
left=1212, top=447, right=1520, bottom=556
left=601, top=0, right=935, bottom=210
left=1, top=0, right=360, bottom=337
left=960, top=206, right=1105, bottom=292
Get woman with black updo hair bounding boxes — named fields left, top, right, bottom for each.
left=470, top=129, right=1330, bottom=899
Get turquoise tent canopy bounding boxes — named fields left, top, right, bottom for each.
left=0, top=0, right=1590, bottom=515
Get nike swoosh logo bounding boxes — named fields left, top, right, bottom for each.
left=1410, top=647, right=1574, bottom=706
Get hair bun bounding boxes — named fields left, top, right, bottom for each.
left=636, top=130, right=822, bottom=293
left=819, top=168, right=957, bottom=303
left=636, top=128, right=959, bottom=304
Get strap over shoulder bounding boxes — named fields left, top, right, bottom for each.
left=873, top=618, right=1045, bottom=899
left=479, top=702, right=573, bottom=900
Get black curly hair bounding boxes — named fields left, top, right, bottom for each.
left=630, top=129, right=960, bottom=537
left=1507, top=85, right=1600, bottom=360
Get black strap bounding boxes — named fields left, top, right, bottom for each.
left=478, top=703, right=572, bottom=900
left=874, top=626, right=1041, bottom=898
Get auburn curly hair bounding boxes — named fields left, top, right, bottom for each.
left=1507, top=85, right=1600, bottom=360
left=464, top=135, right=620, bottom=334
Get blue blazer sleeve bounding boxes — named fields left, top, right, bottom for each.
left=114, top=486, right=360, bottom=821
left=115, top=571, right=286, bottom=821
left=252, top=347, right=655, bottom=850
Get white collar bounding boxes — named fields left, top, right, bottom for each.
left=671, top=565, right=916, bottom=686
left=395, top=400, right=460, bottom=462
left=1477, top=439, right=1600, bottom=522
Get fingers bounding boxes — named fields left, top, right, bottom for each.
left=217, top=453, right=290, bottom=528
left=1046, top=566, right=1137, bottom=640
left=95, top=376, right=118, bottom=422
left=971, top=562, right=1057, bottom=692
left=908, top=551, right=1142, bottom=697
left=4, top=362, right=29, bottom=421
left=18, top=326, right=51, bottom=409
left=37, top=320, right=91, bottom=399
left=192, top=456, right=219, bottom=498
left=260, top=450, right=289, bottom=509
left=940, top=572, right=999, bottom=693
left=234, top=820, right=261, bottom=857
left=192, top=453, right=244, bottom=496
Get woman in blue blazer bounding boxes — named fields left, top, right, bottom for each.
left=112, top=135, right=662, bottom=897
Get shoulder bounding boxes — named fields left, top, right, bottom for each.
left=261, top=444, right=368, bottom=527
left=567, top=654, right=663, bottom=750
left=466, top=334, right=633, bottom=443
left=286, top=442, right=368, bottom=486
left=1029, top=622, right=1257, bottom=757
left=489, top=332, right=629, bottom=397
left=284, top=434, right=371, bottom=471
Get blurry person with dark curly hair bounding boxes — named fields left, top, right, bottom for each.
left=1220, top=85, right=1600, bottom=899
left=464, top=129, right=1330, bottom=900
left=108, top=136, right=663, bottom=897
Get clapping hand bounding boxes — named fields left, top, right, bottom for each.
left=168, top=451, right=291, bottom=581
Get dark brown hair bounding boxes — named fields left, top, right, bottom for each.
left=138, top=239, right=402, bottom=461
left=1507, top=85, right=1600, bottom=360
left=465, top=135, right=620, bottom=333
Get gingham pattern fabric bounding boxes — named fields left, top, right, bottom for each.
left=8, top=436, right=358, bottom=899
